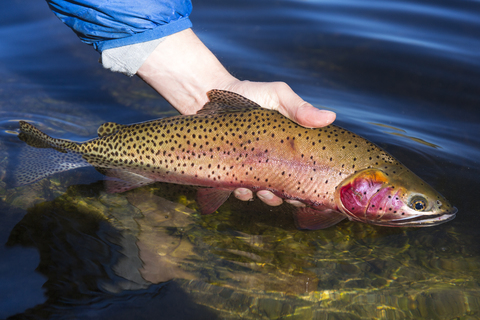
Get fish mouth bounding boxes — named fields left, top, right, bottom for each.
left=374, top=207, right=458, bottom=227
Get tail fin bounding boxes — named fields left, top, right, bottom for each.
left=18, top=121, right=81, bottom=152
left=12, top=122, right=90, bottom=186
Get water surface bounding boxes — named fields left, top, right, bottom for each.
left=1, top=0, right=480, bottom=319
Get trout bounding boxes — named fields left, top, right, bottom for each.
left=15, top=90, right=456, bottom=229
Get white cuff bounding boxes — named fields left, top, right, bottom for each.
left=101, top=37, right=166, bottom=77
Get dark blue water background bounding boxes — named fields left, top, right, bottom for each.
left=1, top=0, right=480, bottom=318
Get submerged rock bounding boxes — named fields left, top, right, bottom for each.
left=4, top=179, right=480, bottom=319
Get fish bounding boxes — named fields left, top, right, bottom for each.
left=14, top=90, right=457, bottom=229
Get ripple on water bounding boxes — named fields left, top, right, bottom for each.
left=0, top=111, right=93, bottom=141
left=2, top=0, right=480, bottom=318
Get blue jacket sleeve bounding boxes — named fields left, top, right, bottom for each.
left=46, top=0, right=193, bottom=52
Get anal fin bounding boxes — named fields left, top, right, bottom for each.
left=97, top=168, right=156, bottom=193
left=196, top=188, right=234, bottom=215
left=294, top=207, right=346, bottom=230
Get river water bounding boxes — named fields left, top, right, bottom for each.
left=1, top=0, right=480, bottom=319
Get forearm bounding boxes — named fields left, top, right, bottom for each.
left=137, top=29, right=237, bottom=115
left=136, top=28, right=336, bottom=128
left=46, top=1, right=335, bottom=207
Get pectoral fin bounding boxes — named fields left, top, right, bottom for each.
left=294, top=207, right=346, bottom=230
left=196, top=188, right=234, bottom=214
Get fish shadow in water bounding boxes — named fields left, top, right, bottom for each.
left=5, top=181, right=224, bottom=320
left=4, top=179, right=317, bottom=319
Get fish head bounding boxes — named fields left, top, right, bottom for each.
left=334, top=165, right=457, bottom=227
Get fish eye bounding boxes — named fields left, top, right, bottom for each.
left=410, top=196, right=428, bottom=211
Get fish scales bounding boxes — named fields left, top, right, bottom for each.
left=81, top=110, right=386, bottom=206
left=16, top=90, right=456, bottom=229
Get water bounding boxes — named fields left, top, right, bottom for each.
left=1, top=0, right=480, bottom=318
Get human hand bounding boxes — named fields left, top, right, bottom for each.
left=222, top=80, right=336, bottom=129
left=137, top=29, right=336, bottom=207
left=220, top=80, right=335, bottom=206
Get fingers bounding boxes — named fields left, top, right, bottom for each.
left=285, top=199, right=306, bottom=207
left=234, top=189, right=305, bottom=207
left=234, top=188, right=254, bottom=201
left=257, top=190, right=283, bottom=206
left=273, top=82, right=336, bottom=128
left=224, top=80, right=333, bottom=209
left=291, top=102, right=336, bottom=129
left=234, top=188, right=283, bottom=206
left=225, top=80, right=336, bottom=129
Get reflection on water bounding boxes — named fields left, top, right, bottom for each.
left=370, top=122, right=440, bottom=149
left=5, top=182, right=480, bottom=318
left=2, top=0, right=480, bottom=318
left=387, top=132, right=440, bottom=149
left=369, top=123, right=407, bottom=133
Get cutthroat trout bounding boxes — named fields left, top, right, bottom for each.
left=15, top=90, right=456, bottom=229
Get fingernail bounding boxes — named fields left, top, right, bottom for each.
left=318, top=109, right=335, bottom=115
left=235, top=189, right=249, bottom=196
left=315, top=109, right=336, bottom=119
left=257, top=191, right=274, bottom=200
left=314, top=110, right=336, bottom=126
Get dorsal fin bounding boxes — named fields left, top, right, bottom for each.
left=97, top=122, right=126, bottom=137
left=197, top=90, right=263, bottom=115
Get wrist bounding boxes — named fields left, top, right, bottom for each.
left=137, top=28, right=238, bottom=115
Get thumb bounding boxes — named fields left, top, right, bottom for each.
left=290, top=102, right=336, bottom=128
left=274, top=84, right=336, bottom=128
